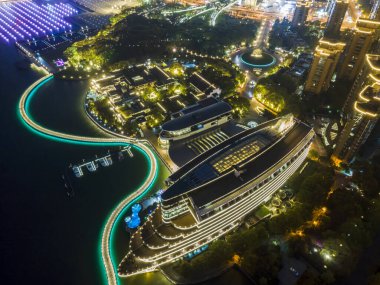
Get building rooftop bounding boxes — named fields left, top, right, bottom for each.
left=166, top=119, right=278, bottom=182
left=316, top=38, right=346, bottom=55
left=189, top=72, right=216, bottom=94
left=356, top=18, right=380, bottom=31
left=355, top=85, right=380, bottom=118
left=179, top=97, right=218, bottom=115
left=162, top=117, right=313, bottom=208
left=161, top=101, right=232, bottom=132
left=123, top=65, right=152, bottom=87
left=367, top=54, right=380, bottom=70
left=150, top=66, right=174, bottom=87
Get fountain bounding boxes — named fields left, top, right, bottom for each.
left=239, top=48, right=276, bottom=69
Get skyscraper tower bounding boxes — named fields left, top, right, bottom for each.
left=332, top=54, right=380, bottom=164
left=304, top=39, right=346, bottom=94
left=292, top=1, right=311, bottom=28
left=370, top=0, right=380, bottom=21
left=324, top=0, right=348, bottom=39
left=338, top=18, right=380, bottom=80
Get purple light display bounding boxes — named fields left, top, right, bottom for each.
left=0, top=1, right=78, bottom=43
left=55, top=58, right=65, bottom=67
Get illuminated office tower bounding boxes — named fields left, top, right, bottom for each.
left=291, top=1, right=311, bottom=28
left=305, top=39, right=345, bottom=94
left=243, top=0, right=257, bottom=7
left=332, top=54, right=380, bottom=164
left=325, top=0, right=348, bottom=39
left=338, top=18, right=380, bottom=80
left=325, top=0, right=335, bottom=14
left=370, top=0, right=380, bottom=20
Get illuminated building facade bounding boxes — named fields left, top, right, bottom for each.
left=159, top=100, right=232, bottom=148
left=119, top=115, right=314, bottom=277
left=164, top=0, right=206, bottom=5
left=370, top=0, right=380, bottom=21
left=332, top=54, right=380, bottom=164
left=243, top=0, right=258, bottom=7
left=305, top=39, right=345, bottom=94
left=338, top=18, right=380, bottom=80
left=291, top=1, right=311, bottom=28
left=324, top=0, right=348, bottom=39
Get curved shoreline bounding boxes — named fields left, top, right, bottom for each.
left=18, top=74, right=158, bottom=285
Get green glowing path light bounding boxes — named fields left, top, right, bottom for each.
left=18, top=74, right=159, bottom=285
left=106, top=160, right=158, bottom=285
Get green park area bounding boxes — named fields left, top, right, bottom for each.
left=255, top=205, right=271, bottom=220
left=62, top=5, right=258, bottom=72
left=254, top=69, right=302, bottom=115
left=62, top=6, right=254, bottom=136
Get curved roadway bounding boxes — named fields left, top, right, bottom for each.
left=18, top=74, right=158, bottom=285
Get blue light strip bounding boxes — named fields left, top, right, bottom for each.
left=239, top=53, right=276, bottom=68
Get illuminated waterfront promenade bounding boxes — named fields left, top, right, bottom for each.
left=18, top=74, right=158, bottom=285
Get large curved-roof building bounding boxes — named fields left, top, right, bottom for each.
left=159, top=99, right=232, bottom=148
left=119, top=115, right=314, bottom=277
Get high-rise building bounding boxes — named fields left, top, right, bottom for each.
left=338, top=18, right=380, bottom=80
left=292, top=1, right=311, bottom=28
left=305, top=39, right=346, bottom=94
left=332, top=54, right=380, bottom=164
left=370, top=0, right=380, bottom=21
left=325, top=0, right=335, bottom=14
left=243, top=0, right=258, bottom=7
left=324, top=0, right=348, bottom=39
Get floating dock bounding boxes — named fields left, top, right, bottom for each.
left=71, top=148, right=134, bottom=177
left=125, top=146, right=134, bottom=158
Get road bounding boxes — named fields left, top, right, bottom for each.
left=19, top=74, right=159, bottom=285
left=230, top=17, right=276, bottom=118
left=253, top=18, right=272, bottom=49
